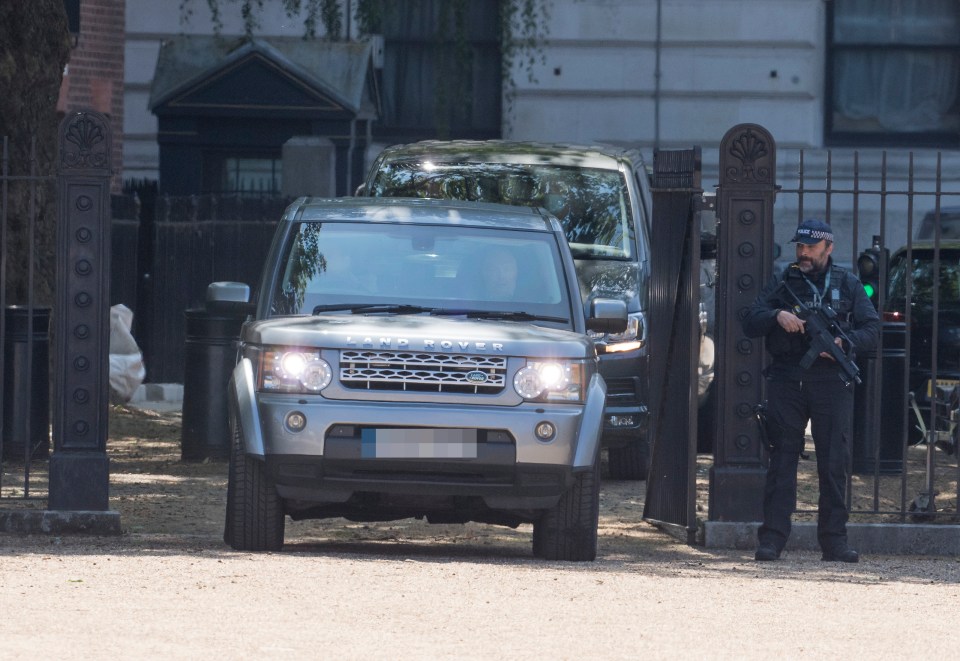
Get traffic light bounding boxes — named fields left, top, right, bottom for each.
left=857, top=235, right=886, bottom=308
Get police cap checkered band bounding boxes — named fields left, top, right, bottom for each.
left=791, top=219, right=834, bottom=245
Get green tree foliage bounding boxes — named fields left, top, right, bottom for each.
left=500, top=0, right=549, bottom=112
left=179, top=0, right=347, bottom=38
left=0, top=1, right=72, bottom=304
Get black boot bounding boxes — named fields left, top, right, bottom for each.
left=821, top=547, right=859, bottom=563
left=755, top=543, right=780, bottom=561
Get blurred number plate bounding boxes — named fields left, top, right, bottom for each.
left=927, top=378, right=960, bottom=397
left=360, top=428, right=478, bottom=459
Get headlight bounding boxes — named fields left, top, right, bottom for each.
left=513, top=361, right=585, bottom=402
left=589, top=312, right=645, bottom=353
left=260, top=348, right=333, bottom=393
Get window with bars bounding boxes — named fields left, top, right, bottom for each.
left=376, top=0, right=502, bottom=141
left=220, top=157, right=282, bottom=196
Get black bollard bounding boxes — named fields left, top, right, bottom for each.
left=180, top=304, right=247, bottom=462
left=853, top=321, right=906, bottom=475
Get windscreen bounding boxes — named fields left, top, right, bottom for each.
left=368, top=161, right=636, bottom=260
left=269, top=222, right=571, bottom=322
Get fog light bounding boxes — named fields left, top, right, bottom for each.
left=535, top=421, right=556, bottom=441
left=608, top=415, right=636, bottom=428
left=286, top=411, right=307, bottom=432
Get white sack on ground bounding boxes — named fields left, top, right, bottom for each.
left=109, top=304, right=146, bottom=402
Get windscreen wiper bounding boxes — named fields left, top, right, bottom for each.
left=311, top=304, right=568, bottom=324
left=312, top=303, right=435, bottom=315
left=464, top=310, right=569, bottom=323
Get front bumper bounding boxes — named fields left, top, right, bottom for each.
left=267, top=453, right=575, bottom=511
left=231, top=359, right=606, bottom=510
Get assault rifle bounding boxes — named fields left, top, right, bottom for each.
left=775, top=280, right=862, bottom=386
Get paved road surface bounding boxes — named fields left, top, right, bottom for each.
left=2, top=524, right=959, bottom=659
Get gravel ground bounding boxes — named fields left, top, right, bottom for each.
left=1, top=405, right=959, bottom=659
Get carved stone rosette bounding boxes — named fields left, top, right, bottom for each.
left=59, top=111, right=112, bottom=171
left=719, top=124, right=775, bottom=186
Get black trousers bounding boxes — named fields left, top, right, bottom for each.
left=758, top=376, right=854, bottom=553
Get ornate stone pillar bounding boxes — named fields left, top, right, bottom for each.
left=49, top=110, right=113, bottom=511
left=709, top=124, right=777, bottom=522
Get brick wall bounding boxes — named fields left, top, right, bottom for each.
left=58, top=0, right=125, bottom=191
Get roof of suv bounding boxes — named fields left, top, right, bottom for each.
left=892, top=240, right=960, bottom=255
left=917, top=207, right=960, bottom=240
left=373, top=139, right=643, bottom=170
left=288, top=196, right=561, bottom=232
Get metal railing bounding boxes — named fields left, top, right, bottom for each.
left=778, top=149, right=960, bottom=522
left=0, top=134, right=55, bottom=505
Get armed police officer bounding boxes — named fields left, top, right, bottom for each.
left=742, top=219, right=880, bottom=563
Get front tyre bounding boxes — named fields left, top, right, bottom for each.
left=224, top=412, right=285, bottom=551
left=532, top=459, right=600, bottom=561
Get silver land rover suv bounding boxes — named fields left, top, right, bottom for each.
left=218, top=197, right=626, bottom=560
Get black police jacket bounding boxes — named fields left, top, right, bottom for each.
left=741, top=259, right=880, bottom=381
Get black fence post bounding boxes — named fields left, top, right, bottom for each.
left=709, top=124, right=778, bottom=522
left=49, top=110, right=113, bottom=511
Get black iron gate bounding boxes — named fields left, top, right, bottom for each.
left=642, top=123, right=960, bottom=548
left=642, top=147, right=703, bottom=541
left=0, top=133, right=53, bottom=506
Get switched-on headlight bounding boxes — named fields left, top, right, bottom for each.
left=260, top=348, right=333, bottom=393
left=513, top=361, right=584, bottom=402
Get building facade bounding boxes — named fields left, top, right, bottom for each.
left=504, top=0, right=960, bottom=252
left=121, top=0, right=960, bottom=250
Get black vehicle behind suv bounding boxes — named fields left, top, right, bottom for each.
left=360, top=140, right=665, bottom=479
left=884, top=241, right=960, bottom=441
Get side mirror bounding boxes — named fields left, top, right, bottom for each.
left=354, top=182, right=367, bottom=196
left=206, top=281, right=254, bottom=314
left=586, top=298, right=628, bottom=334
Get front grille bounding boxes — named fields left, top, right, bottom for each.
left=340, top=350, right=508, bottom=394
left=604, top=377, right=638, bottom=400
